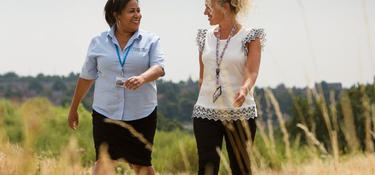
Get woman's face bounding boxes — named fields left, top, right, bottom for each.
left=116, top=0, right=142, bottom=32
left=204, top=0, right=225, bottom=25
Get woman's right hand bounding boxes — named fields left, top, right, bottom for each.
left=68, top=109, right=79, bottom=130
left=67, top=78, right=94, bottom=131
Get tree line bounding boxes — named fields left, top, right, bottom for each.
left=2, top=71, right=375, bottom=152
left=0, top=72, right=344, bottom=123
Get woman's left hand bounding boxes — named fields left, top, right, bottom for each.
left=233, top=87, right=248, bottom=108
left=124, top=76, right=145, bottom=90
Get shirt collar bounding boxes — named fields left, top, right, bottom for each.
left=107, top=25, right=142, bottom=41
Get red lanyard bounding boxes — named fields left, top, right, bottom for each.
left=215, top=25, right=237, bottom=86
left=212, top=25, right=237, bottom=103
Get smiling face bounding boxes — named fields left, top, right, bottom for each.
left=115, top=0, right=142, bottom=32
left=204, top=0, right=226, bottom=26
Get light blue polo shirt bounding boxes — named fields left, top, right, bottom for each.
left=80, top=26, right=165, bottom=121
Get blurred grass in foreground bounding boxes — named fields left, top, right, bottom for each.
left=0, top=93, right=375, bottom=174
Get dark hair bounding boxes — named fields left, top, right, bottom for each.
left=104, top=0, right=137, bottom=27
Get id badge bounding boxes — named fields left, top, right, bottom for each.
left=212, top=86, right=222, bottom=103
left=115, top=76, right=126, bottom=88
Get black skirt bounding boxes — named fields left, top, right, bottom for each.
left=92, top=107, right=157, bottom=166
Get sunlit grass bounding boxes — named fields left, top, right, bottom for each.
left=0, top=87, right=374, bottom=175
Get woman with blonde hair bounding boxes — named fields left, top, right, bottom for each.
left=193, top=0, right=265, bottom=174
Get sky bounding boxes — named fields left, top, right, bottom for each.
left=0, top=0, right=374, bottom=88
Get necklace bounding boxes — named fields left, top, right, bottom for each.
left=213, top=24, right=237, bottom=103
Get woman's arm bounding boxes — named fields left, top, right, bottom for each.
left=199, top=52, right=204, bottom=89
left=233, top=38, right=261, bottom=107
left=68, top=78, right=95, bottom=130
left=124, top=65, right=164, bottom=90
left=125, top=35, right=165, bottom=90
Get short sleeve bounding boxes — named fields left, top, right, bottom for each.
left=242, top=28, right=266, bottom=55
left=79, top=38, right=98, bottom=80
left=149, top=36, right=166, bottom=76
left=196, top=29, right=208, bottom=52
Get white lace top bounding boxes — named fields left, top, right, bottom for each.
left=193, top=27, right=265, bottom=121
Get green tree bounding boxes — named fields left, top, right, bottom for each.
left=52, top=79, right=67, bottom=91
left=28, top=80, right=43, bottom=94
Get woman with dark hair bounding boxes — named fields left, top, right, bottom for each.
left=193, top=0, right=265, bottom=174
left=67, top=0, right=165, bottom=174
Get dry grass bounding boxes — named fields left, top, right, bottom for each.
left=296, top=123, right=327, bottom=155
left=0, top=140, right=92, bottom=175
left=255, top=153, right=375, bottom=175
left=340, top=92, right=361, bottom=152
left=360, top=86, right=375, bottom=152
left=1, top=86, right=375, bottom=175
left=264, top=88, right=291, bottom=162
left=2, top=143, right=374, bottom=175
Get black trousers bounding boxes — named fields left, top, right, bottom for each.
left=193, top=117, right=257, bottom=175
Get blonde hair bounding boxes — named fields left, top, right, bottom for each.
left=215, top=0, right=250, bottom=15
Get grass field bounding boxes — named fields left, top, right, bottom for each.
left=1, top=91, right=375, bottom=175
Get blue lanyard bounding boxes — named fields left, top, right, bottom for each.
left=115, top=43, right=133, bottom=75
